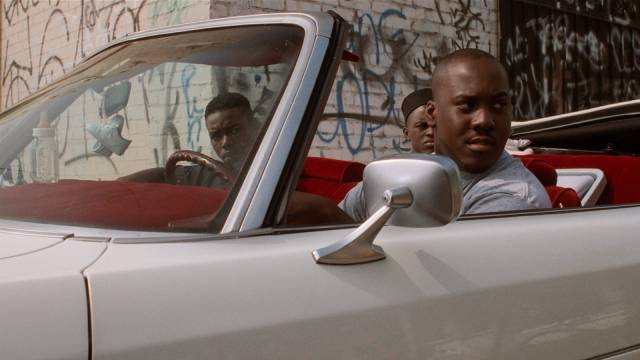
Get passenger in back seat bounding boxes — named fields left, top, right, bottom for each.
left=402, top=88, right=435, bottom=154
left=340, top=49, right=551, bottom=220
left=339, top=88, right=437, bottom=220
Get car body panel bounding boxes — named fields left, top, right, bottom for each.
left=0, top=230, right=106, bottom=360
left=0, top=231, right=66, bottom=259
left=86, top=206, right=640, bottom=359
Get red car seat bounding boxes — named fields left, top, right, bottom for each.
left=296, top=157, right=364, bottom=204
left=298, top=156, right=581, bottom=209
left=519, top=157, right=581, bottom=208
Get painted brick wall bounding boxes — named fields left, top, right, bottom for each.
left=1, top=0, right=210, bottom=109
left=1, top=0, right=498, bottom=166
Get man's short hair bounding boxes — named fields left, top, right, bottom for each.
left=432, top=49, right=507, bottom=97
left=205, top=92, right=252, bottom=118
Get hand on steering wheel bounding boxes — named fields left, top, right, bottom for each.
left=165, top=150, right=235, bottom=186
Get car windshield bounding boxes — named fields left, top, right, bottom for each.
left=0, top=24, right=304, bottom=232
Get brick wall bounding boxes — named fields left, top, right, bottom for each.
left=1, top=0, right=210, bottom=107
left=1, top=0, right=498, bottom=165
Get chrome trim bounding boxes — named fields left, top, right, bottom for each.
left=222, top=16, right=333, bottom=233
left=111, top=227, right=285, bottom=244
left=238, top=37, right=330, bottom=232
left=556, top=168, right=607, bottom=207
left=511, top=99, right=640, bottom=135
left=313, top=187, right=413, bottom=265
left=587, top=342, right=640, bottom=360
left=113, top=233, right=215, bottom=244
left=0, top=226, right=73, bottom=239
left=70, top=236, right=111, bottom=243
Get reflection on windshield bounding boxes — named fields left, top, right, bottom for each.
left=0, top=24, right=304, bottom=233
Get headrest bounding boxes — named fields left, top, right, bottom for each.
left=520, top=158, right=557, bottom=186
left=301, top=157, right=365, bottom=182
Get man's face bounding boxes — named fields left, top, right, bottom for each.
left=429, top=57, right=512, bottom=173
left=403, top=105, right=435, bottom=153
left=205, top=108, right=253, bottom=171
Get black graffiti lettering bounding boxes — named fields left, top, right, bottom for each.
left=501, top=0, right=640, bottom=119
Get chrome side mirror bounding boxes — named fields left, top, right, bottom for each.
left=313, top=154, right=461, bottom=265
left=364, top=154, right=461, bottom=227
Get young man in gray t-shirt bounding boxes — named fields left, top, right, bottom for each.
left=340, top=49, right=550, bottom=221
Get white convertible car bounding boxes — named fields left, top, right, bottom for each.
left=1, top=12, right=640, bottom=360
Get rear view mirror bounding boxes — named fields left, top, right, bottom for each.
left=103, top=81, right=131, bottom=117
left=314, top=154, right=461, bottom=265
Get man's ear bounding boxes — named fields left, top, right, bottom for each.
left=402, top=126, right=409, bottom=139
left=424, top=100, right=436, bottom=126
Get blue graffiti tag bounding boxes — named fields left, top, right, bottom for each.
left=181, top=64, right=204, bottom=151
left=316, top=9, right=413, bottom=156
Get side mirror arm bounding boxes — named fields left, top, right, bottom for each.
left=312, top=187, right=413, bottom=265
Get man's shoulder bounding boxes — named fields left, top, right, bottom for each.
left=486, top=152, right=539, bottom=186
left=338, top=181, right=366, bottom=221
left=464, top=153, right=551, bottom=213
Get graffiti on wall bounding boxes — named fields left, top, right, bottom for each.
left=1, top=0, right=211, bottom=178
left=414, top=0, right=489, bottom=76
left=2, top=0, right=498, bottom=171
left=500, top=0, right=640, bottom=119
left=1, top=0, right=198, bottom=109
left=3, top=0, right=141, bottom=107
left=316, top=9, right=423, bottom=157
left=317, top=2, right=493, bottom=159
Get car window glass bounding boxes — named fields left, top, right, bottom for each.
left=0, top=25, right=304, bottom=233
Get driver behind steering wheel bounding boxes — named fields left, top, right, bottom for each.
left=120, top=93, right=257, bottom=187
left=174, top=93, right=257, bottom=187
left=204, top=93, right=256, bottom=177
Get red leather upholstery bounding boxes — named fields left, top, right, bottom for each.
left=521, top=154, right=640, bottom=205
left=518, top=157, right=581, bottom=208
left=301, top=156, right=365, bottom=182
left=519, top=158, right=557, bottom=186
left=546, top=186, right=582, bottom=208
left=0, top=180, right=227, bottom=230
left=296, top=157, right=364, bottom=204
left=298, top=156, right=584, bottom=208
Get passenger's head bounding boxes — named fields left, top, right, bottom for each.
left=402, top=88, right=434, bottom=153
left=426, top=49, right=512, bottom=173
left=205, top=92, right=254, bottom=172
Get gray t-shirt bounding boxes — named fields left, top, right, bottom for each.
left=339, top=151, right=551, bottom=221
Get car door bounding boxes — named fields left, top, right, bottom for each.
left=84, top=206, right=640, bottom=359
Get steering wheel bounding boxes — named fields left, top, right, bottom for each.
left=165, top=150, right=235, bottom=186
